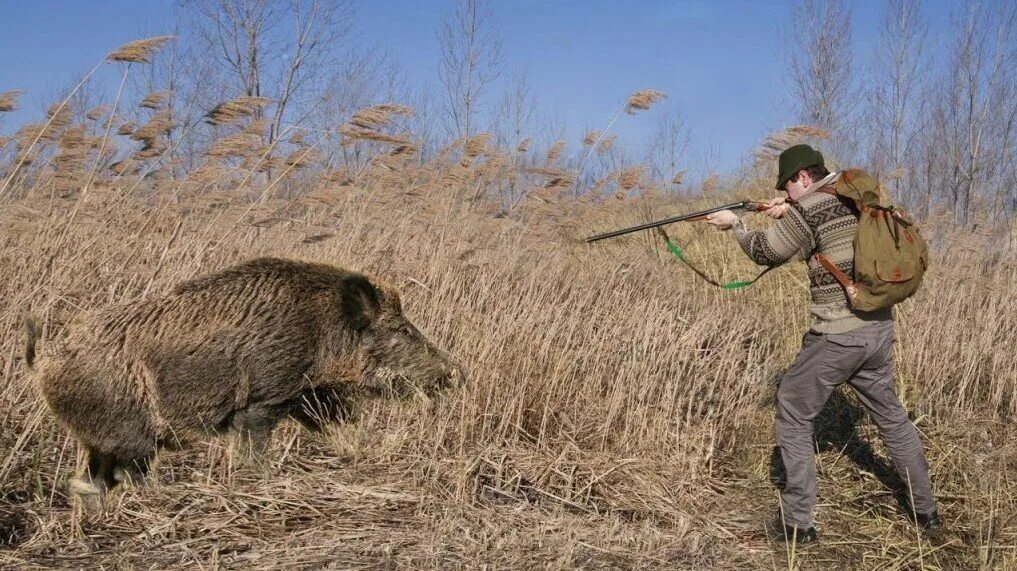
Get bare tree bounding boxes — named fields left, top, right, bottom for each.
left=311, top=48, right=410, bottom=171
left=645, top=107, right=692, bottom=194
left=924, top=1, right=1017, bottom=226
left=493, top=68, right=537, bottom=151
left=781, top=0, right=860, bottom=165
left=190, top=0, right=352, bottom=145
left=866, top=0, right=930, bottom=207
left=129, top=16, right=226, bottom=177
left=437, top=0, right=503, bottom=139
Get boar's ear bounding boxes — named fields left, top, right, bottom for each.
left=375, top=282, right=402, bottom=314
left=340, top=274, right=381, bottom=330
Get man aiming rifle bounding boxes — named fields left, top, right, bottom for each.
left=705, top=144, right=941, bottom=545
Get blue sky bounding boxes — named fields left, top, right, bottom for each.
left=0, top=0, right=957, bottom=174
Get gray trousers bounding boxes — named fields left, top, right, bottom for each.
left=775, top=319, right=936, bottom=527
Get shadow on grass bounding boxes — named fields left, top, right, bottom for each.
left=769, top=390, right=915, bottom=516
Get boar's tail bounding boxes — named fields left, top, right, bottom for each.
left=23, top=314, right=41, bottom=370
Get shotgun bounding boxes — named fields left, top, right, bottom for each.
left=585, top=200, right=766, bottom=243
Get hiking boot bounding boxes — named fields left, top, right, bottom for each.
left=766, top=517, right=818, bottom=545
left=916, top=511, right=943, bottom=536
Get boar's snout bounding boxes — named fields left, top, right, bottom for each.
left=360, top=319, right=466, bottom=399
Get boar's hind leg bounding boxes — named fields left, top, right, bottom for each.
left=113, top=455, right=151, bottom=487
left=288, top=388, right=356, bottom=431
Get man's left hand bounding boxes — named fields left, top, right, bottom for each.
left=706, top=210, right=739, bottom=230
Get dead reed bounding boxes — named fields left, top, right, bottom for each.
left=0, top=52, right=1012, bottom=570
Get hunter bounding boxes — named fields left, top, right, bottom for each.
left=705, top=144, right=941, bottom=545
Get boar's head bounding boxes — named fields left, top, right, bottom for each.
left=341, top=274, right=465, bottom=398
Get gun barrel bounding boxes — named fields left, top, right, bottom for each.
left=585, top=201, right=758, bottom=243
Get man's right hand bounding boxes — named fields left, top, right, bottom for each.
left=761, top=197, right=789, bottom=219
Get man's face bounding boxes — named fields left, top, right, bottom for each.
left=784, top=170, right=811, bottom=201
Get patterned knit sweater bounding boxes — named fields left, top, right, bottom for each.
left=732, top=172, right=892, bottom=334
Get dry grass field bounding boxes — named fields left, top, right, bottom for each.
left=1, top=43, right=1016, bottom=569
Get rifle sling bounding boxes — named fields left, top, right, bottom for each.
left=656, top=227, right=775, bottom=290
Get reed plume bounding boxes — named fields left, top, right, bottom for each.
left=130, top=111, right=174, bottom=145
left=205, top=96, right=273, bottom=126
left=285, top=147, right=320, bottom=169
left=340, top=104, right=416, bottom=153
left=85, top=105, right=111, bottom=121
left=339, top=126, right=413, bottom=147
left=206, top=132, right=265, bottom=160
left=244, top=118, right=267, bottom=137
left=701, top=173, right=719, bottom=195
left=462, top=132, right=491, bottom=159
left=140, top=90, right=172, bottom=110
left=624, top=90, right=667, bottom=114
left=46, top=104, right=72, bottom=130
left=572, top=89, right=666, bottom=194
left=597, top=134, right=616, bottom=154
left=14, top=124, right=55, bottom=149
left=54, top=125, right=100, bottom=192
left=106, top=36, right=175, bottom=64
left=610, top=165, right=643, bottom=199
left=753, top=124, right=829, bottom=165
left=109, top=158, right=139, bottom=176
left=546, top=140, right=565, bottom=162
left=347, top=104, right=414, bottom=130
left=0, top=90, right=22, bottom=112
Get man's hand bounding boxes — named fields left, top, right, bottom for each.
left=761, top=197, right=789, bottom=219
left=706, top=209, right=739, bottom=230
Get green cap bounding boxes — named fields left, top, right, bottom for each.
left=776, top=144, right=824, bottom=190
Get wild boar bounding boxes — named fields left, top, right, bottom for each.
left=25, top=257, right=464, bottom=501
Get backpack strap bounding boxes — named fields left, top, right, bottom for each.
left=809, top=184, right=862, bottom=307
left=815, top=252, right=859, bottom=307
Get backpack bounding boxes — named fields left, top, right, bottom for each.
left=812, top=169, right=929, bottom=312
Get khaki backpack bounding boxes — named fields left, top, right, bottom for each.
left=813, top=169, right=929, bottom=311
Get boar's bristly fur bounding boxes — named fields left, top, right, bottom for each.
left=30, top=257, right=463, bottom=502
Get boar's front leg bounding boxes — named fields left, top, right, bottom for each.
left=287, top=387, right=357, bottom=431
left=70, top=448, right=154, bottom=505
left=69, top=447, right=116, bottom=509
left=230, top=404, right=285, bottom=462
left=70, top=445, right=115, bottom=494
